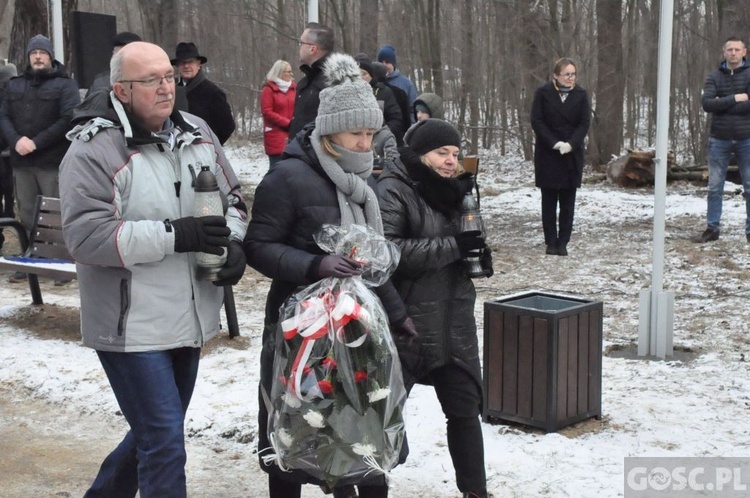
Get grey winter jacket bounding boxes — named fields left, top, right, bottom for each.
left=59, top=93, right=247, bottom=352
left=702, top=60, right=750, bottom=140
left=376, top=148, right=482, bottom=390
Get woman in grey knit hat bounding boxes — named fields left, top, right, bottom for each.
left=243, top=53, right=416, bottom=498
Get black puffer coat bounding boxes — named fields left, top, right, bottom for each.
left=243, top=125, right=407, bottom=483
left=702, top=60, right=750, bottom=140
left=377, top=147, right=482, bottom=391
left=530, top=81, right=590, bottom=189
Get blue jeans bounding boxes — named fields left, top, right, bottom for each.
left=706, top=137, right=750, bottom=233
left=84, top=347, right=201, bottom=498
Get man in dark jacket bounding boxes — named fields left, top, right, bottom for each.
left=355, top=53, right=405, bottom=145
left=287, top=22, right=334, bottom=138
left=0, top=35, right=80, bottom=262
left=172, top=42, right=235, bottom=144
left=88, top=31, right=142, bottom=94
left=0, top=62, right=17, bottom=252
left=695, top=36, right=750, bottom=243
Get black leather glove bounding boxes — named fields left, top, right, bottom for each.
left=392, top=315, right=418, bottom=343
left=171, top=216, right=230, bottom=255
left=455, top=231, right=486, bottom=258
left=213, top=241, right=246, bottom=286
left=317, top=255, right=363, bottom=278
left=480, top=246, right=494, bottom=278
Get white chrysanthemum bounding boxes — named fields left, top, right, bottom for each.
left=352, top=443, right=377, bottom=457
left=303, top=410, right=326, bottom=428
left=276, top=428, right=294, bottom=447
left=367, top=387, right=391, bottom=403
left=282, top=392, right=301, bottom=409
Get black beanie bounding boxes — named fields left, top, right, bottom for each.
left=354, top=53, right=374, bottom=79
left=404, top=118, right=461, bottom=156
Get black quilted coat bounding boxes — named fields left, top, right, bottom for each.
left=376, top=147, right=482, bottom=392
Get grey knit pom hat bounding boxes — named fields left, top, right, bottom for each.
left=316, top=53, right=383, bottom=136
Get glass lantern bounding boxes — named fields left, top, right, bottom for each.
left=193, top=165, right=227, bottom=280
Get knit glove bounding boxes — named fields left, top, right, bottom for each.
left=558, top=142, right=573, bottom=155
left=455, top=231, right=487, bottom=258
left=317, top=255, right=363, bottom=278
left=213, top=241, right=247, bottom=286
left=553, top=141, right=565, bottom=151
left=171, top=216, right=230, bottom=255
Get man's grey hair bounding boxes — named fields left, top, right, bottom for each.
left=110, top=49, right=126, bottom=86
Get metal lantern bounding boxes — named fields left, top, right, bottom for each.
left=459, top=189, right=493, bottom=279
left=193, top=165, right=227, bottom=280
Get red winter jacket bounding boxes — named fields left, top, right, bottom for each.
left=260, top=80, right=296, bottom=156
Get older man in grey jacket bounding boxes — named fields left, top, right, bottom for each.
left=59, top=42, right=247, bottom=498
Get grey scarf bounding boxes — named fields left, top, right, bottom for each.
left=311, top=128, right=383, bottom=234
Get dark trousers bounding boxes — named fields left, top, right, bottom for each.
left=84, top=347, right=201, bottom=498
left=541, top=187, right=577, bottom=246
left=268, top=475, right=388, bottom=498
left=0, top=155, right=13, bottom=248
left=420, top=364, right=487, bottom=494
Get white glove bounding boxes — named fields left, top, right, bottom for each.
left=553, top=141, right=564, bottom=151
left=558, top=142, right=572, bottom=155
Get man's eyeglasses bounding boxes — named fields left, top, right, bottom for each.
left=559, top=72, right=577, bottom=79
left=297, top=40, right=316, bottom=47
left=120, top=73, right=176, bottom=88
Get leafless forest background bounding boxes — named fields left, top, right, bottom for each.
left=1, top=0, right=749, bottom=168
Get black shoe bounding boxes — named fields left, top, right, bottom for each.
left=8, top=271, right=27, bottom=283
left=332, top=486, right=358, bottom=498
left=693, top=227, right=720, bottom=243
left=558, top=244, right=568, bottom=256
left=545, top=244, right=558, bottom=255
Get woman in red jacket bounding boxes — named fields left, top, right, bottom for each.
left=261, top=60, right=296, bottom=167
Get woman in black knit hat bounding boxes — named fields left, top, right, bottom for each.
left=377, top=119, right=491, bottom=498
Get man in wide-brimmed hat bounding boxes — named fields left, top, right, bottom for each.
left=172, top=42, right=235, bottom=144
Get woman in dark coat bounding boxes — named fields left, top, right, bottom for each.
left=243, top=54, right=414, bottom=498
left=377, top=119, right=489, bottom=498
left=530, top=57, right=591, bottom=256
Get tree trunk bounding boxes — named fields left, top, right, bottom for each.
left=358, top=0, right=378, bottom=55
left=9, top=0, right=47, bottom=68
left=590, top=0, right=624, bottom=167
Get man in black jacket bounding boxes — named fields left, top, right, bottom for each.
left=172, top=42, right=235, bottom=144
left=0, top=62, right=16, bottom=252
left=0, top=35, right=80, bottom=270
left=696, top=36, right=750, bottom=243
left=287, top=22, right=334, bottom=139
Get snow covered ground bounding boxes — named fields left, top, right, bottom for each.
left=2, top=141, right=750, bottom=497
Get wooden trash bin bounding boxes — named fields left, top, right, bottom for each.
left=482, top=291, right=603, bottom=432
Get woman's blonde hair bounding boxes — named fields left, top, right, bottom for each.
left=420, top=151, right=464, bottom=178
left=266, top=59, right=290, bottom=81
left=320, top=135, right=342, bottom=159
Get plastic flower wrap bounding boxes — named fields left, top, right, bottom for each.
left=264, top=224, right=406, bottom=487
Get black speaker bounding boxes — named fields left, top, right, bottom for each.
left=69, top=11, right=116, bottom=89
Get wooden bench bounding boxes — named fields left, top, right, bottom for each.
left=0, top=195, right=240, bottom=338
left=0, top=196, right=76, bottom=305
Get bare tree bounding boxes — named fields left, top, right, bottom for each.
left=590, top=0, right=624, bottom=167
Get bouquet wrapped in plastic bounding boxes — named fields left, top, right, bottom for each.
left=264, top=224, right=407, bottom=487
